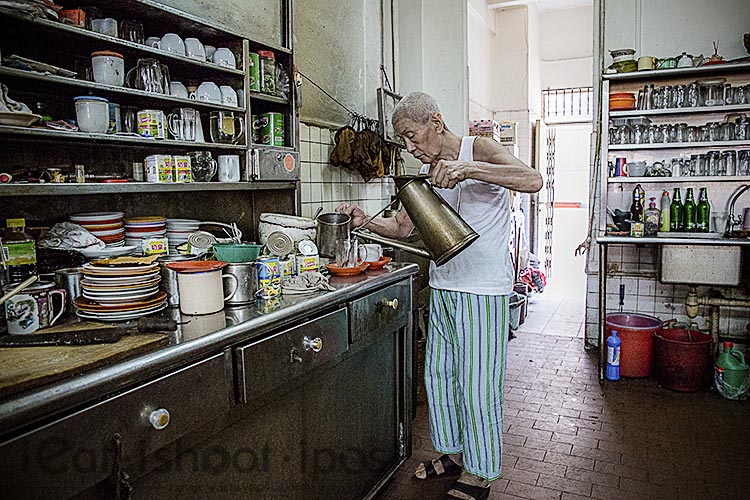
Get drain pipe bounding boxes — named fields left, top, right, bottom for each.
left=685, top=287, right=750, bottom=352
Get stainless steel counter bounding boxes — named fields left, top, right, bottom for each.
left=0, top=263, right=419, bottom=436
left=597, top=235, right=750, bottom=246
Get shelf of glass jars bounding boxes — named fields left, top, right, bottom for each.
left=0, top=181, right=296, bottom=197
left=603, top=62, right=750, bottom=82
left=0, top=67, right=246, bottom=113
left=0, top=125, right=245, bottom=150
left=0, top=12, right=245, bottom=77
left=609, top=103, right=750, bottom=118
left=609, top=140, right=750, bottom=150
left=607, top=175, right=750, bottom=184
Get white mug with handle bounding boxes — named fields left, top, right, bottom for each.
left=217, top=155, right=241, bottom=182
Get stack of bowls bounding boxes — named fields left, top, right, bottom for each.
left=70, top=212, right=125, bottom=247
left=166, top=219, right=201, bottom=255
left=124, top=216, right=167, bottom=255
left=610, top=48, right=637, bottom=73
left=609, top=92, right=637, bottom=111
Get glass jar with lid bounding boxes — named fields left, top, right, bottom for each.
left=258, top=50, right=276, bottom=95
left=700, top=79, right=726, bottom=106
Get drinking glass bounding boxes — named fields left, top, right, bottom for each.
left=724, top=84, right=736, bottom=105
left=687, top=82, right=700, bottom=107
left=119, top=20, right=144, bottom=44
left=720, top=122, right=735, bottom=142
left=736, top=118, right=750, bottom=141
left=187, top=151, right=217, bottom=181
left=722, top=151, right=737, bottom=176
left=673, top=85, right=686, bottom=108
left=168, top=108, right=197, bottom=141
left=697, top=154, right=708, bottom=176
left=688, top=155, right=699, bottom=176
left=686, top=126, right=699, bottom=143
left=209, top=111, right=244, bottom=144
left=647, top=124, right=661, bottom=144
left=671, top=157, right=685, bottom=177
left=632, top=124, right=646, bottom=144
left=707, top=122, right=720, bottom=142
left=335, top=238, right=361, bottom=268
left=659, top=124, right=671, bottom=143
left=738, top=150, right=750, bottom=176
left=708, top=151, right=721, bottom=176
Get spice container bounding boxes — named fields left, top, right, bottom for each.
left=258, top=50, right=276, bottom=95
left=248, top=52, right=260, bottom=92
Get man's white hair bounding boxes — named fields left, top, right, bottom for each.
left=392, top=91, right=441, bottom=126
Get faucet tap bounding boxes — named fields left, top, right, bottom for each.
left=726, top=184, right=750, bottom=235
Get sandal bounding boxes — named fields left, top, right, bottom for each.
left=443, top=481, right=491, bottom=500
left=415, top=454, right=462, bottom=480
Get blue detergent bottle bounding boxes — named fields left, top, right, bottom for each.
left=606, top=330, right=621, bottom=381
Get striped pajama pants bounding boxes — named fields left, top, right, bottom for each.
left=425, top=288, right=509, bottom=481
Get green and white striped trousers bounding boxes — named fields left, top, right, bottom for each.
left=426, top=288, right=509, bottom=481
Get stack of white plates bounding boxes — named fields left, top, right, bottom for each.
left=166, top=219, right=201, bottom=255
left=70, top=212, right=125, bottom=247
left=75, top=261, right=167, bottom=321
left=124, top=216, right=167, bottom=255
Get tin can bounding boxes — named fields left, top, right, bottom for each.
left=296, top=254, right=319, bottom=274
left=615, top=157, right=627, bottom=176
left=172, top=155, right=192, bottom=183
left=280, top=256, right=294, bottom=276
left=251, top=114, right=259, bottom=143
left=145, top=154, right=174, bottom=182
left=108, top=102, right=121, bottom=134
left=137, top=109, right=166, bottom=139
left=132, top=162, right=144, bottom=182
left=75, top=164, right=86, bottom=183
left=258, top=112, right=284, bottom=146
left=630, top=221, right=644, bottom=238
left=248, top=53, right=260, bottom=92
left=256, top=256, right=281, bottom=298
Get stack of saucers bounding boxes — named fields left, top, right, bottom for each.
left=75, top=260, right=167, bottom=321
left=124, top=216, right=167, bottom=255
left=166, top=219, right=201, bottom=255
left=70, top=212, right=125, bottom=247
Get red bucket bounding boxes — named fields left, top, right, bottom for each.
left=653, top=329, right=713, bottom=392
left=605, top=313, right=662, bottom=377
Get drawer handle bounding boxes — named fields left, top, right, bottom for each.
left=381, top=298, right=399, bottom=310
left=290, top=347, right=303, bottom=363
left=149, top=408, right=171, bottom=430
left=303, top=336, right=323, bottom=352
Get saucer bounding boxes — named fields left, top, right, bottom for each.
left=326, top=262, right=369, bottom=276
left=365, top=256, right=392, bottom=270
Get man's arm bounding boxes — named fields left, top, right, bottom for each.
left=429, top=137, right=543, bottom=192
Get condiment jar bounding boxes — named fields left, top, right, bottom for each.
left=258, top=50, right=276, bottom=95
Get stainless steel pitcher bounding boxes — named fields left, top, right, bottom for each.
left=317, top=212, right=351, bottom=258
left=355, top=175, right=479, bottom=266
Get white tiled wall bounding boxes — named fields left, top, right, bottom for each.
left=299, top=122, right=394, bottom=218
left=584, top=244, right=750, bottom=350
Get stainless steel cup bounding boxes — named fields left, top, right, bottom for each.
left=157, top=255, right=197, bottom=307
left=54, top=267, right=81, bottom=316
left=223, top=263, right=257, bottom=305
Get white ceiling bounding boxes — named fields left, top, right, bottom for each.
left=487, top=0, right=593, bottom=12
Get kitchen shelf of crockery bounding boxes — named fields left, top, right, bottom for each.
left=603, top=62, right=750, bottom=81
left=0, top=126, right=246, bottom=150
left=609, top=140, right=750, bottom=150
left=607, top=175, right=750, bottom=184
left=609, top=103, right=750, bottom=118
left=0, top=181, right=298, bottom=197
left=0, top=13, right=245, bottom=77
left=0, top=67, right=246, bottom=113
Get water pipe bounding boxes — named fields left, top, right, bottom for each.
left=685, top=287, right=750, bottom=352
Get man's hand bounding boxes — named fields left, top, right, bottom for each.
left=429, top=160, right=470, bottom=189
left=335, top=203, right=368, bottom=227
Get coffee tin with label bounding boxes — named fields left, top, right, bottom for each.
left=145, top=154, right=174, bottom=182
left=256, top=256, right=281, bottom=298
left=296, top=254, right=319, bottom=274
left=172, top=155, right=192, bottom=183
left=137, top=109, right=166, bottom=139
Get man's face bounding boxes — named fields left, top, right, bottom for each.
left=394, top=115, right=442, bottom=165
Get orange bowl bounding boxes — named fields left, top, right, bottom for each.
left=326, top=262, right=370, bottom=276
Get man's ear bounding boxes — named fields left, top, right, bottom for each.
left=430, top=112, right=445, bottom=133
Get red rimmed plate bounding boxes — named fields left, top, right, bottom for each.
left=365, top=256, right=392, bottom=270
left=326, top=261, right=370, bottom=276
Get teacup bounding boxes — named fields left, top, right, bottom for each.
left=212, top=47, right=236, bottom=68
left=160, top=33, right=186, bottom=55
left=3, top=281, right=66, bottom=334
left=220, top=85, right=238, bottom=106
left=190, top=81, right=222, bottom=103
left=184, top=37, right=206, bottom=60
left=360, top=243, right=383, bottom=262
left=145, top=36, right=161, bottom=48
left=169, top=81, right=189, bottom=99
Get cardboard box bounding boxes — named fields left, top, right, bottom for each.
left=469, top=120, right=517, bottom=145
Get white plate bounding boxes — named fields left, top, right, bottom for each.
left=70, top=212, right=124, bottom=221
left=81, top=277, right=161, bottom=289
left=83, top=289, right=160, bottom=302
left=0, top=112, right=42, bottom=127
left=76, top=302, right=167, bottom=321
left=80, top=245, right=137, bottom=258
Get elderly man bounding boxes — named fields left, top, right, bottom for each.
left=337, top=91, right=541, bottom=500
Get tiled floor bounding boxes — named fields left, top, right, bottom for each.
left=376, top=332, right=750, bottom=500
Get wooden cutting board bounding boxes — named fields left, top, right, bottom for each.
left=0, top=323, right=168, bottom=399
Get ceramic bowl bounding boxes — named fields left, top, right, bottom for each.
left=212, top=243, right=261, bottom=263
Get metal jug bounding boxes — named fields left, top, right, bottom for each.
left=317, top=212, right=351, bottom=257
left=355, top=175, right=479, bottom=266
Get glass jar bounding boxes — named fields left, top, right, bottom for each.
left=688, top=154, right=699, bottom=176
left=697, top=154, right=708, bottom=176
left=671, top=157, right=684, bottom=176
left=659, top=123, right=671, bottom=143
left=632, top=124, right=646, bottom=144
left=706, top=122, right=721, bottom=142
left=616, top=124, right=631, bottom=144
left=673, top=85, right=686, bottom=108
left=687, top=82, right=700, bottom=107
left=701, top=82, right=724, bottom=106
left=735, top=117, right=750, bottom=141
left=647, top=124, right=661, bottom=143
left=722, top=150, right=737, bottom=176
left=738, top=150, right=750, bottom=176
left=609, top=127, right=617, bottom=145
left=258, top=50, right=276, bottom=95
left=708, top=150, right=721, bottom=176
left=720, top=121, right=735, bottom=142
left=686, top=125, right=699, bottom=143
left=724, top=84, right=736, bottom=105
left=662, top=86, right=674, bottom=109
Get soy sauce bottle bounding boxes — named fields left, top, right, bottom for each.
left=1, top=218, right=37, bottom=283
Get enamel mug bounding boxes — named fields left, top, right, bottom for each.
left=3, top=281, right=66, bottom=334
left=166, top=261, right=237, bottom=315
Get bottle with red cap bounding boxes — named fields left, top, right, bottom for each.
left=258, top=50, right=276, bottom=95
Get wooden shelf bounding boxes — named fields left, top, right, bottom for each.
left=0, top=125, right=246, bottom=150
left=604, top=62, right=750, bottom=81
left=0, top=181, right=297, bottom=197
left=608, top=140, right=750, bottom=150
left=248, top=91, right=289, bottom=105
left=608, top=175, right=750, bottom=184
left=0, top=67, right=245, bottom=112
left=610, top=103, right=750, bottom=118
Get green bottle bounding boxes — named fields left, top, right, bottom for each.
left=670, top=188, right=683, bottom=231
left=696, top=187, right=710, bottom=233
left=683, top=187, right=697, bottom=232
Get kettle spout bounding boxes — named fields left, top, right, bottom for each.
left=352, top=229, right=432, bottom=260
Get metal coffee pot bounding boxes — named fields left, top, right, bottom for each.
left=354, top=175, right=479, bottom=266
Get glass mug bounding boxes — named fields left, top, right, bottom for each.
left=334, top=238, right=364, bottom=268
left=209, top=111, right=244, bottom=144
left=126, top=58, right=170, bottom=94
left=187, top=150, right=217, bottom=182
left=168, top=107, right=197, bottom=141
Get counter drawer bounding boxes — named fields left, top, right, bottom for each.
left=349, top=280, right=411, bottom=345
left=235, top=307, right=348, bottom=403
left=0, top=352, right=231, bottom=500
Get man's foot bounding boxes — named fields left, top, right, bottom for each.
left=443, top=471, right=491, bottom=500
left=414, top=453, right=462, bottom=480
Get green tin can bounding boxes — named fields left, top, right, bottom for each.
left=258, top=112, right=285, bottom=146
left=251, top=114, right=259, bottom=143
left=248, top=53, right=260, bottom=92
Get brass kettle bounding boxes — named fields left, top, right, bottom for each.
left=354, top=175, right=479, bottom=266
